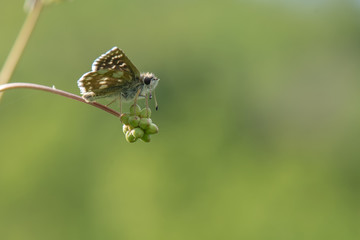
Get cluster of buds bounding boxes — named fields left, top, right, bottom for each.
left=120, top=104, right=159, bottom=143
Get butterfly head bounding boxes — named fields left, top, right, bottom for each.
left=141, top=72, right=159, bottom=93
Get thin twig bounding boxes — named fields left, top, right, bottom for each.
left=0, top=0, right=43, bottom=100
left=0, top=82, right=121, bottom=117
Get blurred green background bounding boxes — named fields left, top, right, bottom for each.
left=1, top=0, right=360, bottom=239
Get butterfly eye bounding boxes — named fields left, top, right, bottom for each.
left=144, top=77, right=151, bottom=85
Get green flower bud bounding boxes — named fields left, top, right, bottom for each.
left=128, top=116, right=140, bottom=128
left=139, top=118, right=152, bottom=130
left=145, top=123, right=159, bottom=134
left=126, top=131, right=137, bottom=143
left=122, top=124, right=130, bottom=134
left=140, top=108, right=152, bottom=118
left=130, top=104, right=141, bottom=116
left=122, top=104, right=159, bottom=143
left=141, top=134, right=151, bottom=142
left=120, top=113, right=129, bottom=125
left=131, top=128, right=144, bottom=138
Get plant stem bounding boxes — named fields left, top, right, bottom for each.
left=0, top=0, right=43, bottom=100
left=0, top=82, right=121, bottom=118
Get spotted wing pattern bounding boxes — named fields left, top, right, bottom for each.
left=78, top=70, right=125, bottom=96
left=91, top=47, right=140, bottom=79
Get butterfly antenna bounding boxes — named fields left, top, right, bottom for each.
left=153, top=89, right=159, bottom=111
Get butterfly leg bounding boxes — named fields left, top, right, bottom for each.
left=145, top=92, right=150, bottom=116
left=106, top=98, right=117, bottom=107
left=145, top=93, right=149, bottom=108
left=133, top=89, right=141, bottom=107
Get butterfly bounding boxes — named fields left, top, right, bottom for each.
left=77, top=47, right=159, bottom=109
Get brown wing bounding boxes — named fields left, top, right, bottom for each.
left=77, top=70, right=128, bottom=97
left=91, top=47, right=140, bottom=79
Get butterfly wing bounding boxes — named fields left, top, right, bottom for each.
left=77, top=70, right=128, bottom=100
left=91, top=47, right=140, bottom=79
left=78, top=47, right=140, bottom=101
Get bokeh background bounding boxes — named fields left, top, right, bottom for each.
left=1, top=0, right=360, bottom=239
